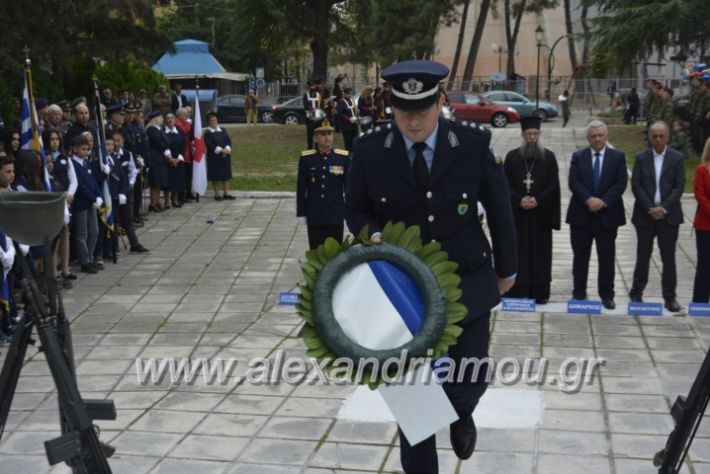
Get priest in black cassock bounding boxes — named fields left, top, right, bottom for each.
left=503, top=117, right=561, bottom=303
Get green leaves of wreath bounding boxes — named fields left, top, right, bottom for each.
left=296, top=221, right=468, bottom=387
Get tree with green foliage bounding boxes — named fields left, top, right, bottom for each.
left=492, top=0, right=560, bottom=77
left=338, top=0, right=465, bottom=75
left=582, top=0, right=710, bottom=70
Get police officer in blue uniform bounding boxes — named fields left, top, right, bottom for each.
left=297, top=119, right=349, bottom=249
left=345, top=60, right=517, bottom=473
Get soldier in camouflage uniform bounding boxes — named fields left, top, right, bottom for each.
left=658, top=87, right=677, bottom=142
left=689, top=74, right=705, bottom=152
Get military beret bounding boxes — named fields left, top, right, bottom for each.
left=34, top=98, right=49, bottom=109
left=381, top=60, right=448, bottom=111
left=147, top=110, right=162, bottom=120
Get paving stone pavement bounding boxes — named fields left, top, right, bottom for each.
left=1, top=123, right=710, bottom=474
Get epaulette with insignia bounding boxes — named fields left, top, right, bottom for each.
left=334, top=148, right=349, bottom=156
left=301, top=150, right=317, bottom=156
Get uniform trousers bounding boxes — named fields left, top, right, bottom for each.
left=570, top=215, right=618, bottom=299
left=399, top=312, right=491, bottom=474
left=306, top=225, right=343, bottom=250
left=630, top=219, right=679, bottom=300
left=693, top=230, right=710, bottom=303
left=74, top=208, right=98, bottom=266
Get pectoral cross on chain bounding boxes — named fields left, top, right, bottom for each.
left=523, top=172, right=534, bottom=193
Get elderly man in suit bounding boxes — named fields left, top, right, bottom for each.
left=567, top=120, right=628, bottom=309
left=629, top=121, right=685, bottom=312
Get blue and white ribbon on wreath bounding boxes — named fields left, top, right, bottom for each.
left=332, top=260, right=459, bottom=445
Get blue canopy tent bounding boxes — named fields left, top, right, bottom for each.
left=153, top=39, right=249, bottom=115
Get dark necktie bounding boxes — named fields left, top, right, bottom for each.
left=593, top=152, right=601, bottom=195
left=412, top=142, right=428, bottom=191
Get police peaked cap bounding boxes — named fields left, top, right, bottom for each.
left=381, top=60, right=449, bottom=110
left=107, top=103, right=125, bottom=115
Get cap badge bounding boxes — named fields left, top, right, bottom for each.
left=403, top=78, right=424, bottom=95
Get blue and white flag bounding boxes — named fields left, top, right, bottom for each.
left=20, top=67, right=50, bottom=191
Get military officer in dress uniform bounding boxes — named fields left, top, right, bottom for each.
left=345, top=60, right=517, bottom=474
left=296, top=119, right=349, bottom=249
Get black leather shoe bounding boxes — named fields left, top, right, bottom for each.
left=665, top=299, right=681, bottom=312
left=602, top=298, right=616, bottom=310
left=80, top=264, right=97, bottom=274
left=130, top=245, right=150, bottom=253
left=536, top=298, right=548, bottom=305
left=630, top=295, right=643, bottom=303
left=572, top=292, right=587, bottom=300
left=450, top=415, right=477, bottom=460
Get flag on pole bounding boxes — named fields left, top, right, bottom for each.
left=93, top=86, right=114, bottom=233
left=20, top=64, right=50, bottom=191
left=191, top=92, right=207, bottom=196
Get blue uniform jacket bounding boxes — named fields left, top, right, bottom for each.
left=297, top=148, right=349, bottom=226
left=566, top=147, right=628, bottom=229
left=345, top=118, right=517, bottom=321
left=71, top=156, right=101, bottom=212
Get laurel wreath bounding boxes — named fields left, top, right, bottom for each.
left=296, top=221, right=468, bottom=387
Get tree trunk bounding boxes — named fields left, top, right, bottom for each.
left=448, top=0, right=471, bottom=90
left=462, top=0, right=492, bottom=89
left=563, top=0, right=578, bottom=73
left=311, top=0, right=330, bottom=79
left=504, top=0, right=526, bottom=79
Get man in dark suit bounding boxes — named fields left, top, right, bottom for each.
left=345, top=60, right=517, bottom=473
left=629, top=121, right=685, bottom=311
left=566, top=120, right=628, bottom=309
left=170, top=83, right=188, bottom=114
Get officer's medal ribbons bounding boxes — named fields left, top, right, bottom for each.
left=328, top=165, right=344, bottom=175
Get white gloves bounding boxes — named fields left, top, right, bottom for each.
left=163, top=149, right=172, bottom=158
left=178, top=154, right=185, bottom=162
left=94, top=197, right=104, bottom=209
left=118, top=194, right=127, bottom=205
left=0, top=236, right=15, bottom=273
left=349, top=117, right=357, bottom=123
left=101, top=163, right=111, bottom=175
left=129, top=179, right=136, bottom=187
left=19, top=243, right=30, bottom=256
left=297, top=216, right=307, bottom=225
left=136, top=156, right=145, bottom=167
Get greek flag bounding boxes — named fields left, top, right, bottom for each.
left=93, top=89, right=114, bottom=233
left=20, top=68, right=50, bottom=191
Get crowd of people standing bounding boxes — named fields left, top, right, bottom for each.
left=0, top=83, right=238, bottom=342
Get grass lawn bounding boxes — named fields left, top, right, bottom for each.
left=225, top=124, right=345, bottom=192
left=607, top=124, right=699, bottom=193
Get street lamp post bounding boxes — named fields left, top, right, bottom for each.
left=491, top=43, right=504, bottom=73
left=535, top=25, right=544, bottom=110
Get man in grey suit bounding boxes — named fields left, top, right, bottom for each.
left=629, top=121, right=685, bottom=312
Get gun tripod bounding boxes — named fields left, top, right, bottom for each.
left=654, top=346, right=710, bottom=473
left=0, top=240, right=115, bottom=473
